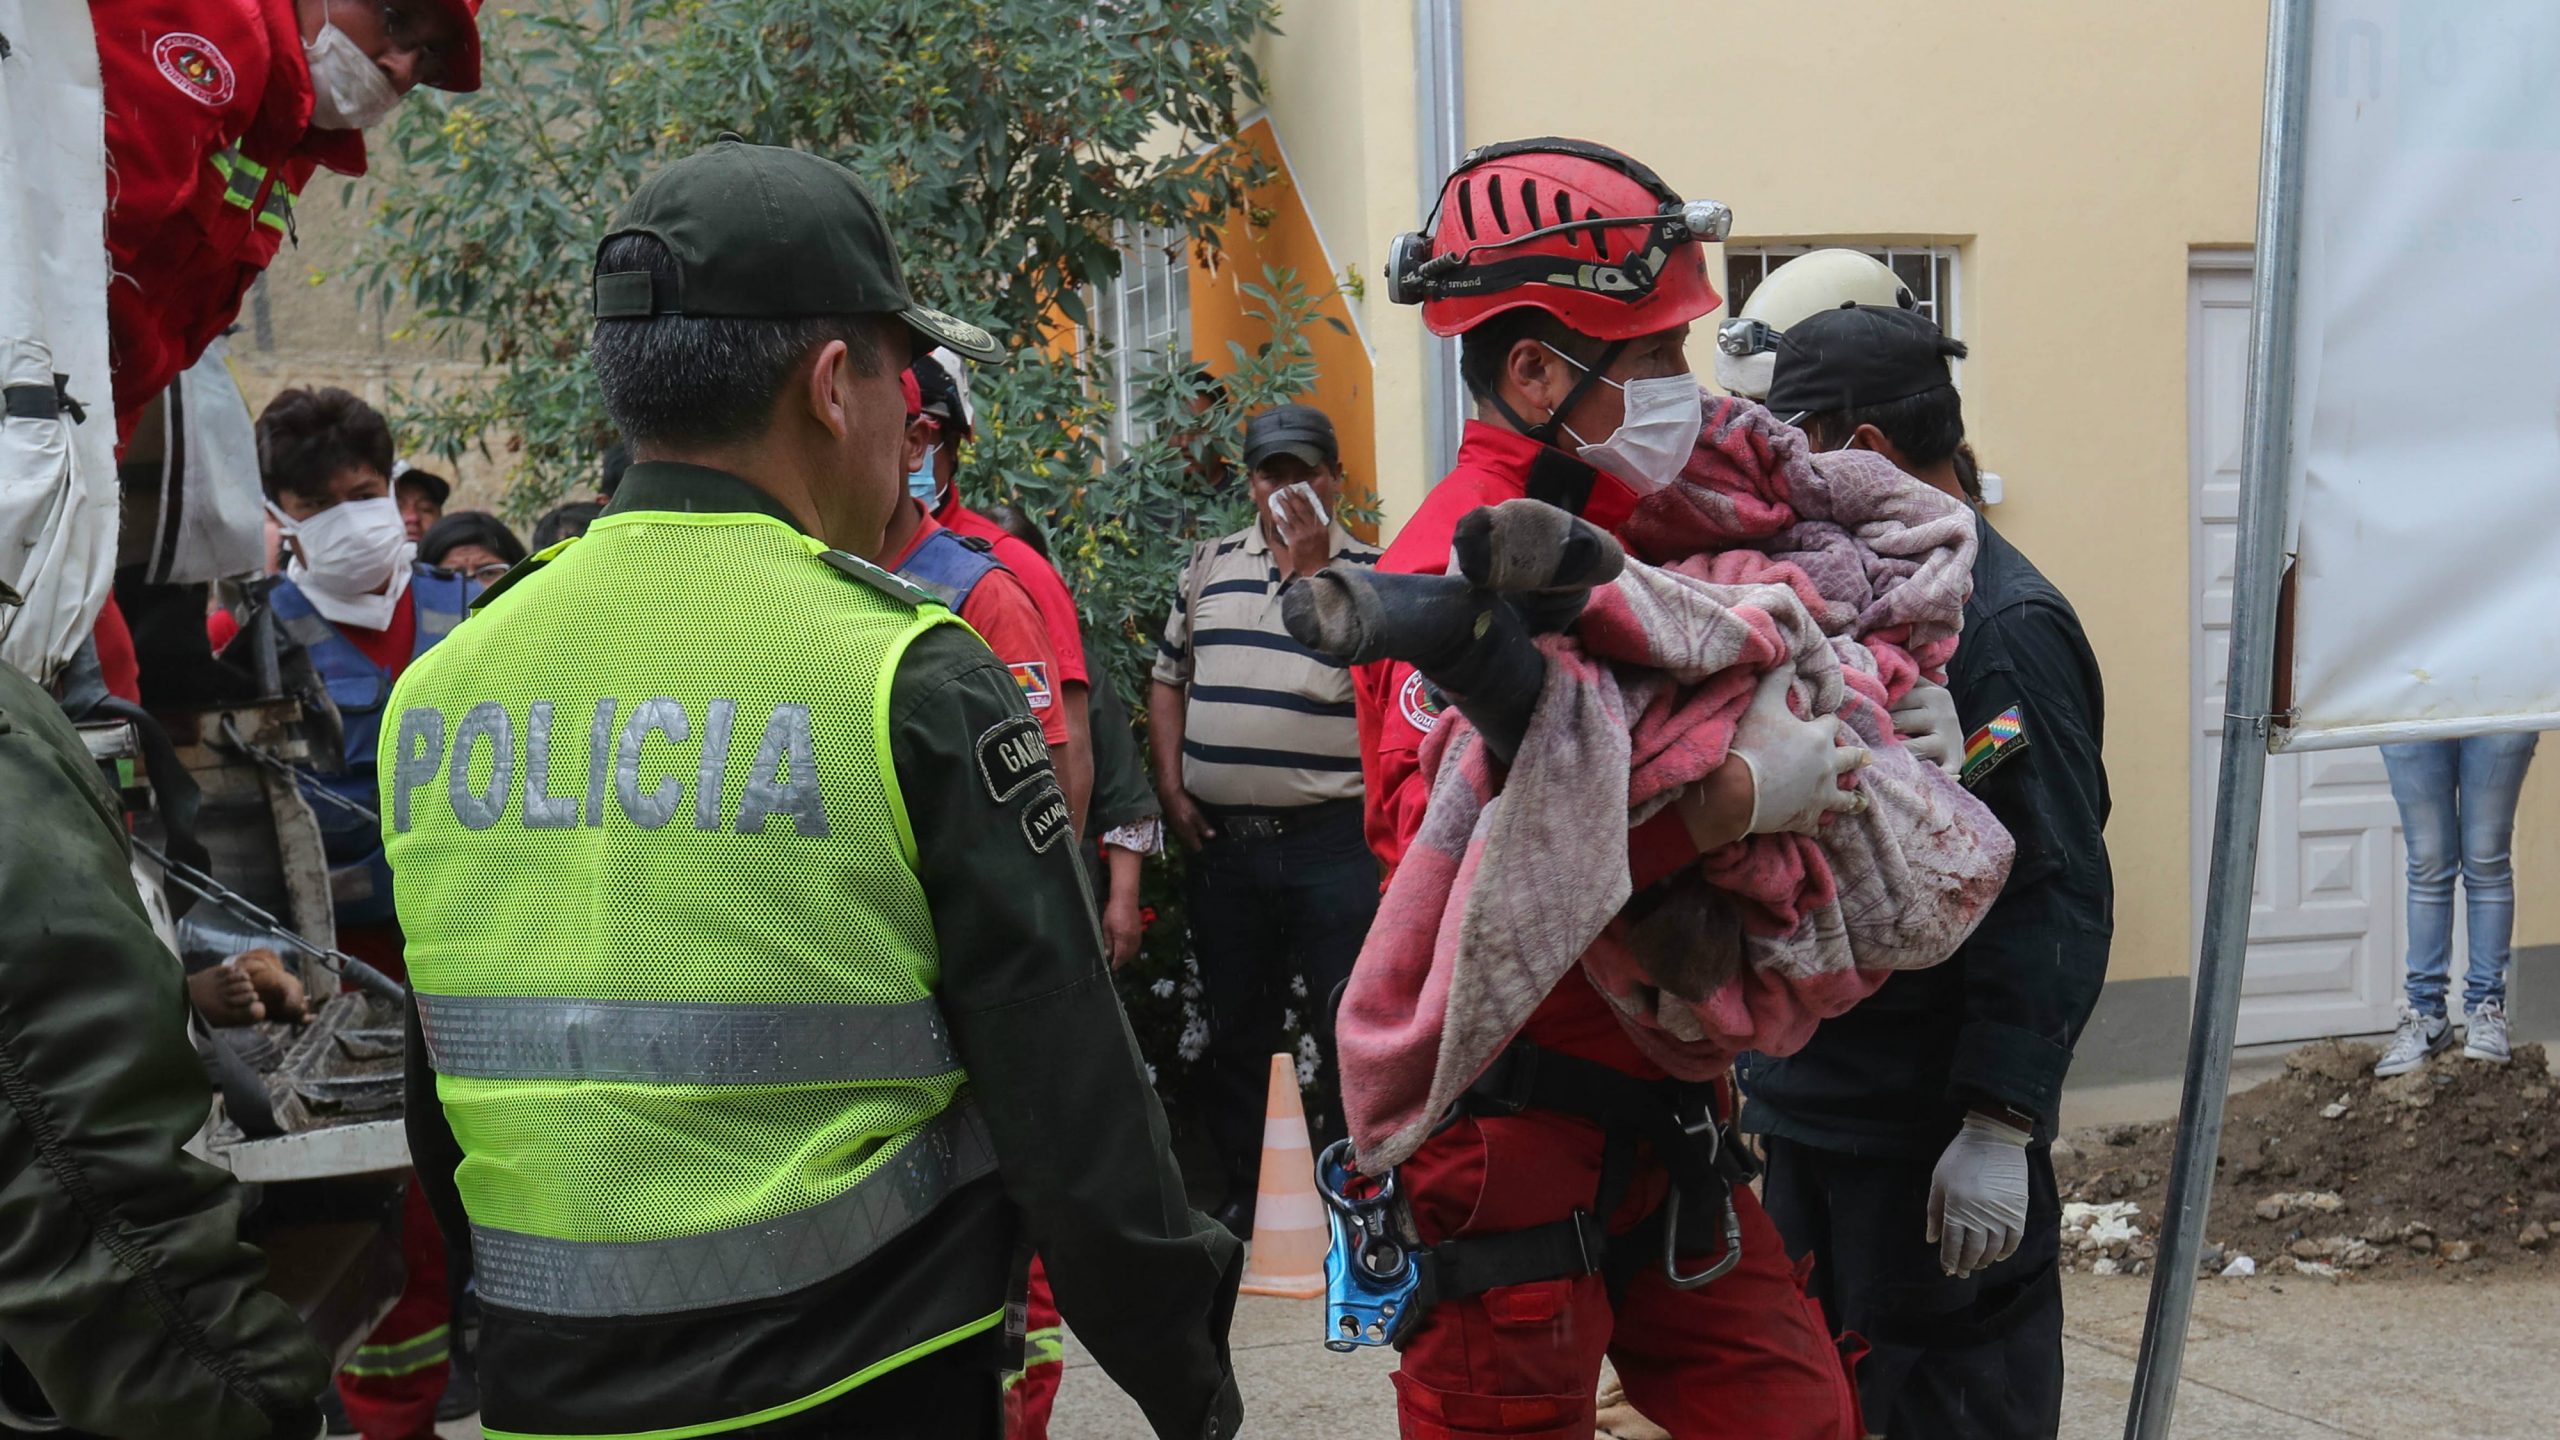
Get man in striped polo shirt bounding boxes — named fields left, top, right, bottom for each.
left=1149, top=404, right=1382, bottom=1233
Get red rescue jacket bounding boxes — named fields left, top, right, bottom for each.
left=94, top=0, right=367, bottom=438
left=1353, top=420, right=1707, bottom=1075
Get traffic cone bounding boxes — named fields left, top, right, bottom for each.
left=1237, top=1053, right=1327, bottom=1299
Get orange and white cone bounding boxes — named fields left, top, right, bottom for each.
left=1237, top=1052, right=1327, bottom=1299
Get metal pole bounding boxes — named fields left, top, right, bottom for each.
left=1413, top=0, right=1465, bottom=482
left=2123, top=1, right=2314, bottom=1435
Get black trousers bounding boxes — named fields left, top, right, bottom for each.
left=731, top=1339, right=1002, bottom=1438
left=1758, top=1135, right=2064, bottom=1440
left=1184, top=800, right=1379, bottom=1200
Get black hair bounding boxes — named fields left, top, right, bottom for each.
left=530, top=500, right=604, bottom=551
left=1950, top=442, right=1987, bottom=505
left=1800, top=378, right=1970, bottom=473
left=419, top=510, right=528, bottom=569
left=1456, top=308, right=1601, bottom=402
left=588, top=233, right=904, bottom=449
left=255, top=387, right=394, bottom=506
left=984, top=502, right=1051, bottom=562
left=599, top=442, right=631, bottom=498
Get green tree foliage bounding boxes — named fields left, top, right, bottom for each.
left=358, top=0, right=1338, bottom=690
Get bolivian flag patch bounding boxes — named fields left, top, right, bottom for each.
left=1961, top=706, right=2028, bottom=789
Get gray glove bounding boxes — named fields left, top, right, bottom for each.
left=1891, top=681, right=1964, bottom=776
left=1927, top=1112, right=2033, bottom=1277
left=1728, top=668, right=1870, bottom=835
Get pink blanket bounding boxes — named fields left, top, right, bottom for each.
left=1340, top=396, right=2016, bottom=1172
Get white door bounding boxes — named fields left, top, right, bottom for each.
left=2189, top=256, right=2404, bottom=1045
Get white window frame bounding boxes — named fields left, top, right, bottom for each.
left=1088, top=222, right=1195, bottom=458
left=1722, top=243, right=1963, bottom=344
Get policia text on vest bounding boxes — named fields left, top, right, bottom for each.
left=388, top=697, right=834, bottom=835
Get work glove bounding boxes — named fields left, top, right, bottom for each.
left=1728, top=668, right=1870, bottom=835
left=1892, top=681, right=1964, bottom=776
left=1927, top=1111, right=2033, bottom=1277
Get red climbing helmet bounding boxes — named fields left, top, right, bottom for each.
left=1386, top=138, right=1730, bottom=340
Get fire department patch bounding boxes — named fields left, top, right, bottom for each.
left=1008, top=661, right=1053, bottom=711
left=153, top=33, right=237, bottom=107
left=1398, top=670, right=1444, bottom=735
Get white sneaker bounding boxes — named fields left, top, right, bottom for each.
left=2375, top=1006, right=2452, bottom=1077
left=2464, top=1000, right=2512, bottom=1065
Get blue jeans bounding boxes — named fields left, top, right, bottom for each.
left=2381, top=732, right=2540, bottom=1015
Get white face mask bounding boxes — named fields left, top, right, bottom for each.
left=305, top=22, right=404, bottom=130
left=272, top=497, right=416, bottom=629
left=1545, top=344, right=1703, bottom=493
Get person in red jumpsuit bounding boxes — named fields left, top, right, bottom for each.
left=93, top=0, right=486, bottom=441
left=87, top=0, right=487, bottom=702
left=1353, top=139, right=1867, bottom=1440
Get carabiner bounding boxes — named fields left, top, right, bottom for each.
left=1663, top=1108, right=1742, bottom=1289
left=1317, top=1139, right=1421, bottom=1351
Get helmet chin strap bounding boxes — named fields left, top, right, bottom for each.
left=1488, top=338, right=1629, bottom=447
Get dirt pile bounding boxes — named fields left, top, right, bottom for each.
left=2054, top=1039, right=2560, bottom=1279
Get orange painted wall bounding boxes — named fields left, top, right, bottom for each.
left=1187, top=117, right=1379, bottom=534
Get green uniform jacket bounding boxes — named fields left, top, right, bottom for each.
left=0, top=663, right=329, bottom=1438
left=402, top=465, right=1244, bottom=1440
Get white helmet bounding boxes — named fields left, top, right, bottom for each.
left=1713, top=249, right=1916, bottom=400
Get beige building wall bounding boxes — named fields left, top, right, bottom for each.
left=1254, top=0, right=2560, bottom=1007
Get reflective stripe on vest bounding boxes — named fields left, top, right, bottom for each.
left=895, top=527, right=1000, bottom=612
left=468, top=1102, right=997, bottom=1319
left=416, top=992, right=958, bottom=1085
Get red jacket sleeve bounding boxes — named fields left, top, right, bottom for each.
left=960, top=571, right=1072, bottom=748
left=995, top=540, right=1089, bottom=688
left=1354, top=657, right=1434, bottom=881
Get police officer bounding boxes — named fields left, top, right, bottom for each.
left=1743, top=304, right=2114, bottom=1439
left=382, top=141, right=1243, bottom=1440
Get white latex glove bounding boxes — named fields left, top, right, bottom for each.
left=1892, top=681, right=1964, bottom=776
left=1729, top=667, right=1870, bottom=835
left=1927, top=1111, right=2033, bottom=1277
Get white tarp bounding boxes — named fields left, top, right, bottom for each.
left=141, top=339, right=269, bottom=585
left=2278, top=0, right=2560, bottom=751
left=0, top=0, right=117, bottom=687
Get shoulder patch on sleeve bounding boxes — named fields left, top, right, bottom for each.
left=820, top=549, right=938, bottom=608
left=1961, top=705, right=2029, bottom=789
left=1020, top=783, right=1075, bottom=854
left=976, top=714, right=1055, bottom=802
left=1007, top=661, right=1053, bottom=711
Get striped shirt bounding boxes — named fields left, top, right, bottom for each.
left=1152, top=522, right=1381, bottom=809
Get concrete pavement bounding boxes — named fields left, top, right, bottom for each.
left=1043, top=1272, right=2559, bottom=1438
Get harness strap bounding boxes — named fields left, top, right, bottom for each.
left=1406, top=1041, right=1751, bottom=1316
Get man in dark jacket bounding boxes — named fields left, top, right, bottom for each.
left=0, top=588, right=331, bottom=1439
left=1742, top=305, right=2113, bottom=1440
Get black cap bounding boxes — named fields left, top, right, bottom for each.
left=1766, top=303, right=1965, bottom=422
left=391, top=464, right=450, bottom=507
left=592, top=140, right=1003, bottom=363
left=1242, top=404, right=1339, bottom=471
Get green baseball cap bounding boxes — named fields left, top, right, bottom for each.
left=592, top=139, right=1003, bottom=363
